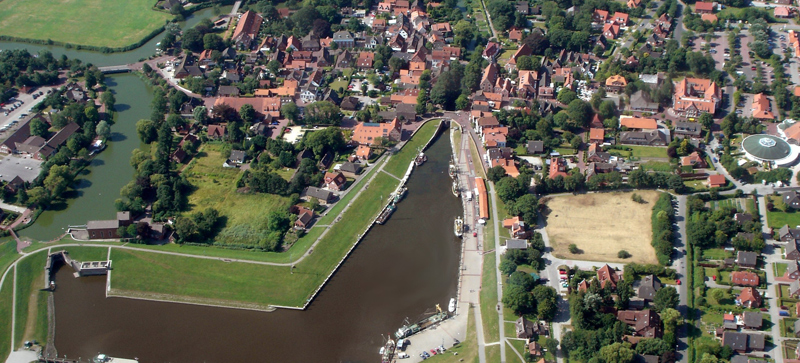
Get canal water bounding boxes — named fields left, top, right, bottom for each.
left=0, top=6, right=230, bottom=68
left=52, top=133, right=462, bottom=362
left=19, top=75, right=148, bottom=241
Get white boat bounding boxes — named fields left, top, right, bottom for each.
left=454, top=216, right=463, bottom=238
left=448, top=298, right=456, bottom=313
left=414, top=152, right=427, bottom=166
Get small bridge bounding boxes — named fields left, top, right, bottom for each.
left=97, top=65, right=131, bottom=74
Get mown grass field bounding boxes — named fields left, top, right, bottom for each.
left=0, top=271, right=13, bottom=363
left=0, top=0, right=172, bottom=48
left=109, top=125, right=432, bottom=307
left=14, top=251, right=48, bottom=349
left=767, top=196, right=800, bottom=229
left=183, top=143, right=292, bottom=247
left=383, top=121, right=439, bottom=178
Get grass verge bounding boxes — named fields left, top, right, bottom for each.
left=0, top=270, right=13, bottom=362
left=14, top=251, right=47, bottom=348
left=481, top=253, right=500, bottom=343
left=383, top=121, right=440, bottom=178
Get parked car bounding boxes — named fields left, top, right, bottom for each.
left=676, top=279, right=681, bottom=285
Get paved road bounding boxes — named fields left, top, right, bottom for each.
left=230, top=0, right=242, bottom=15
left=759, top=195, right=786, bottom=363
left=671, top=195, right=690, bottom=363
left=488, top=183, right=507, bottom=363
left=673, top=0, right=687, bottom=43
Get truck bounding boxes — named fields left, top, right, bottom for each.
left=465, top=191, right=473, bottom=201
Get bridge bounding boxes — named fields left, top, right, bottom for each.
left=97, top=65, right=131, bottom=74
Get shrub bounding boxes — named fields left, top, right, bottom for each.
left=568, top=244, right=579, bottom=254
left=651, top=193, right=674, bottom=265
left=618, top=250, right=632, bottom=259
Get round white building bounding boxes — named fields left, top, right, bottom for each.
left=741, top=134, right=800, bottom=167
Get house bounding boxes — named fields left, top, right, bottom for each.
left=605, top=75, right=628, bottom=93
left=597, top=264, right=620, bottom=289
left=339, top=162, right=363, bottom=178
left=207, top=125, right=227, bottom=140
left=506, top=239, right=528, bottom=250
left=86, top=220, right=120, bottom=239
left=616, top=309, right=662, bottom=338
left=351, top=118, right=402, bottom=145
left=502, top=216, right=529, bottom=239
left=681, top=152, right=707, bottom=168
left=734, top=213, right=753, bottom=225
left=787, top=261, right=800, bottom=280
left=742, top=311, right=762, bottom=330
left=736, top=287, right=762, bottom=308
left=528, top=342, right=543, bottom=357
left=784, top=191, right=800, bottom=209
left=695, top=1, right=715, bottom=13
left=637, top=275, right=662, bottom=301
left=775, top=6, right=794, bottom=17
left=778, top=224, right=800, bottom=241
left=593, top=9, right=610, bottom=22
left=515, top=316, right=536, bottom=339
left=673, top=78, right=721, bottom=118
left=217, top=86, right=240, bottom=97
left=527, top=140, right=544, bottom=154
left=629, top=90, right=659, bottom=112
left=731, top=271, right=760, bottom=287
left=516, top=1, right=530, bottom=14
left=483, top=42, right=502, bottom=61
left=481, top=63, right=499, bottom=93
left=549, top=157, right=569, bottom=179
left=787, top=241, right=800, bottom=260
left=702, top=13, right=719, bottom=22
left=707, top=174, right=726, bottom=188
left=295, top=208, right=314, bottom=229
left=355, top=145, right=371, bottom=161
left=751, top=93, right=774, bottom=120
left=792, top=280, right=800, bottom=297
left=232, top=11, right=263, bottom=48
left=620, top=130, right=668, bottom=146
left=736, top=251, right=758, bottom=269
left=627, top=0, right=642, bottom=7
left=5, top=176, right=24, bottom=193
left=674, top=122, right=702, bottom=138
left=589, top=128, right=605, bottom=143
left=324, top=172, right=347, bottom=191
left=333, top=31, right=355, bottom=48
left=356, top=52, right=375, bottom=69
left=305, top=186, right=335, bottom=204
left=620, top=117, right=657, bottom=131
left=229, top=150, right=246, bottom=164
left=603, top=23, right=621, bottom=40
left=722, top=331, right=765, bottom=352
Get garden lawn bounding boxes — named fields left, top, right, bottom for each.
left=0, top=0, right=172, bottom=48
left=183, top=143, right=292, bottom=247
left=640, top=161, right=674, bottom=172
left=766, top=196, right=800, bottom=229
left=776, top=263, right=789, bottom=279
left=701, top=248, right=732, bottom=260
left=383, top=121, right=439, bottom=178
left=628, top=145, right=669, bottom=158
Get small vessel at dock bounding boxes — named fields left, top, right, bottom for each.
left=454, top=217, right=463, bottom=238
left=448, top=163, right=457, bottom=179
left=392, top=186, right=407, bottom=204
left=449, top=298, right=456, bottom=313
left=380, top=338, right=396, bottom=363
left=376, top=204, right=396, bottom=224
left=414, top=152, right=427, bottom=166
left=452, top=180, right=460, bottom=197
left=394, top=305, right=449, bottom=339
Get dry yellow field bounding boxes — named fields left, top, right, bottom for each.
left=544, top=191, right=660, bottom=264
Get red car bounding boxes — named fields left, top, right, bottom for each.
left=473, top=232, right=477, bottom=237
left=676, top=279, right=681, bottom=285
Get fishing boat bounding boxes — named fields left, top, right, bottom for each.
left=448, top=163, right=457, bottom=179
left=414, top=152, right=427, bottom=166
left=448, top=298, right=456, bottom=313
left=380, top=338, right=396, bottom=363
left=454, top=216, right=463, bottom=238
left=376, top=204, right=396, bottom=224
left=393, top=187, right=408, bottom=204
left=452, top=180, right=460, bottom=197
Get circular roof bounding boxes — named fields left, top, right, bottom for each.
left=742, top=134, right=792, bottom=161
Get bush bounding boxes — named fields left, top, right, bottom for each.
left=569, top=244, right=579, bottom=254
left=651, top=193, right=674, bottom=265
left=632, top=193, right=645, bottom=204
left=618, top=250, right=632, bottom=259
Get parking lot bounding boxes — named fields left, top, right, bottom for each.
left=0, top=155, right=42, bottom=183
left=0, top=86, right=56, bottom=128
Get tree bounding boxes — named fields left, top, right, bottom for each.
left=508, top=271, right=536, bottom=291
left=653, top=286, right=679, bottom=312
left=599, top=343, right=636, bottom=363
left=203, top=33, right=224, bottom=51
left=181, top=28, right=204, bottom=52
left=599, top=100, right=617, bottom=120
left=699, top=113, right=714, bottom=130
left=95, top=120, right=110, bottom=139
left=488, top=166, right=507, bottom=182
left=635, top=338, right=671, bottom=356
left=495, top=177, right=524, bottom=203
left=500, top=259, right=518, bottom=275
left=569, top=244, right=579, bottom=253
left=136, top=119, right=157, bottom=144
left=304, top=101, right=340, bottom=125
left=30, top=117, right=49, bottom=137
left=618, top=250, right=631, bottom=258
left=43, top=164, right=71, bottom=197
left=502, top=284, right=535, bottom=314
left=240, top=104, right=256, bottom=124
left=557, top=89, right=578, bottom=105
left=510, top=194, right=539, bottom=223
left=567, top=100, right=592, bottom=128
left=281, top=102, right=300, bottom=123
left=193, top=106, right=208, bottom=124
left=453, top=20, right=475, bottom=48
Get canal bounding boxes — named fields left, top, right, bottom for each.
left=52, top=133, right=462, bottom=362
left=0, top=6, right=230, bottom=68
left=20, top=75, right=148, bottom=241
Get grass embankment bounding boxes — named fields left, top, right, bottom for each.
left=0, top=0, right=172, bottom=48
left=62, top=246, right=110, bottom=262
left=317, top=157, right=386, bottom=226
left=0, top=271, right=13, bottom=362
left=184, top=143, right=292, bottom=247
left=481, top=253, right=499, bottom=343
left=109, top=126, right=432, bottom=308
left=383, top=121, right=439, bottom=178
left=422, top=309, right=479, bottom=363
left=14, top=251, right=48, bottom=348
left=467, top=132, right=486, bottom=179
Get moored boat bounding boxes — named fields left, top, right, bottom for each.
left=452, top=180, right=460, bottom=197
left=376, top=204, right=396, bottom=224
left=414, top=152, right=427, bottom=166
left=454, top=216, right=463, bottom=238
left=448, top=298, right=456, bottom=313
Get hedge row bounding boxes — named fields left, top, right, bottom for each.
left=651, top=192, right=674, bottom=265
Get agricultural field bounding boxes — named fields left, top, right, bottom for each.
left=183, top=143, right=292, bottom=247
left=0, top=0, right=172, bottom=48
left=544, top=191, right=660, bottom=264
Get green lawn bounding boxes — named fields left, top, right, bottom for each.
left=317, top=157, right=386, bottom=226
left=63, top=246, right=109, bottom=262
left=14, top=251, right=48, bottom=348
left=183, top=143, right=292, bottom=247
left=0, top=0, right=172, bottom=48
left=481, top=253, right=500, bottom=343
left=640, top=161, right=674, bottom=172
left=767, top=196, right=800, bottom=229
left=109, top=123, right=436, bottom=307
left=507, top=339, right=527, bottom=363
left=701, top=248, right=732, bottom=260
left=628, top=145, right=669, bottom=158
left=486, top=345, right=500, bottom=363
left=0, top=271, right=13, bottom=363
left=383, top=121, right=439, bottom=178
left=777, top=263, right=789, bottom=279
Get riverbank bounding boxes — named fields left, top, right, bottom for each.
left=100, top=121, right=445, bottom=310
